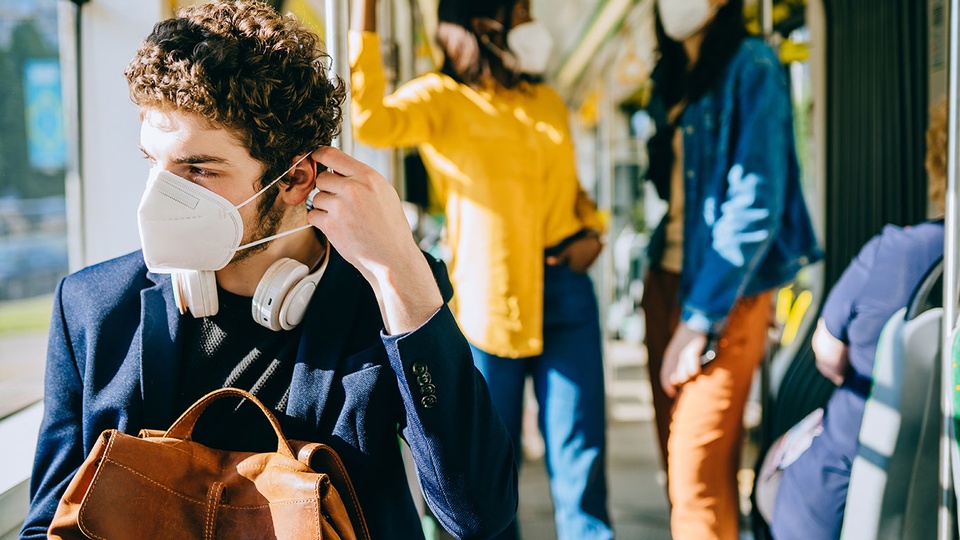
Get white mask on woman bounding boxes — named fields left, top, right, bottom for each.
left=137, top=154, right=312, bottom=273
left=657, top=0, right=715, bottom=42
left=481, top=19, right=554, bottom=76
left=506, top=21, right=554, bottom=75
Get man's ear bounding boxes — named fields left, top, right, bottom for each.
left=279, top=154, right=317, bottom=205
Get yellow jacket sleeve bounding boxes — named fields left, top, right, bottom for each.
left=350, top=31, right=447, bottom=148
left=545, top=87, right=606, bottom=235
left=575, top=187, right=606, bottom=233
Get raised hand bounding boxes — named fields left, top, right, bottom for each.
left=307, top=146, right=442, bottom=334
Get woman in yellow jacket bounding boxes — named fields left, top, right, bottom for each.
left=350, top=0, right=612, bottom=537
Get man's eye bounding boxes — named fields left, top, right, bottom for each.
left=188, top=166, right=216, bottom=178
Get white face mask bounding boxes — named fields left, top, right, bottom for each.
left=506, top=21, right=553, bottom=75
left=657, top=0, right=714, bottom=42
left=481, top=19, right=553, bottom=76
left=137, top=154, right=312, bottom=273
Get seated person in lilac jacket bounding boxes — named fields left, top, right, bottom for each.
left=20, top=2, right=517, bottom=538
left=760, top=99, right=947, bottom=539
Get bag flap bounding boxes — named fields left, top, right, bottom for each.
left=291, top=440, right=371, bottom=540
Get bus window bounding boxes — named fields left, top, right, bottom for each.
left=0, top=0, right=68, bottom=420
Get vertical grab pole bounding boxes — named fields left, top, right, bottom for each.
left=758, top=0, right=775, bottom=467
left=60, top=0, right=87, bottom=271
left=941, top=1, right=959, bottom=538
left=325, top=0, right=353, bottom=155
left=760, top=0, right=774, bottom=39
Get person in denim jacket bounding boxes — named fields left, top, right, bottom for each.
left=641, top=0, right=821, bottom=538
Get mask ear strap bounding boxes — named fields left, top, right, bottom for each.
left=236, top=223, right=314, bottom=251
left=236, top=153, right=312, bottom=210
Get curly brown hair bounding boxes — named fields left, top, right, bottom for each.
left=926, top=98, right=948, bottom=215
left=124, top=0, right=345, bottom=188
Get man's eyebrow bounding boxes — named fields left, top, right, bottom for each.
left=174, top=154, right=230, bottom=166
left=137, top=145, right=230, bottom=166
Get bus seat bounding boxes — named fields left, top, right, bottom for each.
left=842, top=258, right=944, bottom=540
left=840, top=309, right=905, bottom=540
left=899, top=308, right=941, bottom=539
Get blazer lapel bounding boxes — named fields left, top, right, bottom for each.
left=286, top=248, right=362, bottom=427
left=139, top=272, right=184, bottom=429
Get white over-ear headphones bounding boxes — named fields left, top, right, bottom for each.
left=171, top=243, right=331, bottom=331
left=172, top=269, right=218, bottom=318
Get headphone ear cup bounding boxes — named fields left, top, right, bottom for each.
left=278, top=245, right=331, bottom=330
left=171, top=272, right=188, bottom=315
left=278, top=279, right=318, bottom=330
left=175, top=270, right=218, bottom=318
left=252, top=258, right=309, bottom=331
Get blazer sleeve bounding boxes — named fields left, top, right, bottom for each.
left=20, top=278, right=86, bottom=539
left=381, top=305, right=518, bottom=538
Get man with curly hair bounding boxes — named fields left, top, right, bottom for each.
left=21, top=2, right=517, bottom=538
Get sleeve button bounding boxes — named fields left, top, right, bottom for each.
left=417, top=372, right=432, bottom=385
left=420, top=383, right=436, bottom=396
left=421, top=395, right=438, bottom=408
left=412, top=362, right=427, bottom=375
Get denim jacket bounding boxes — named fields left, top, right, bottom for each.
left=646, top=38, right=822, bottom=335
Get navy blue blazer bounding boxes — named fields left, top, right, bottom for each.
left=21, top=248, right=518, bottom=539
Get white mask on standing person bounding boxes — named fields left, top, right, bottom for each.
left=137, top=154, right=312, bottom=273
left=481, top=19, right=553, bottom=76
left=506, top=21, right=553, bottom=75
left=657, top=0, right=715, bottom=42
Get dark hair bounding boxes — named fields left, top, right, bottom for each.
left=125, top=0, right=346, bottom=191
left=654, top=0, right=746, bottom=109
left=435, top=0, right=534, bottom=88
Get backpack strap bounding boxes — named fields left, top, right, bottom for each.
left=291, top=440, right=371, bottom=540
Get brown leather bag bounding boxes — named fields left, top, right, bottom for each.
left=48, top=387, right=370, bottom=540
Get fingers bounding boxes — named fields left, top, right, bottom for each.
left=308, top=190, right=332, bottom=213
left=311, top=146, right=372, bottom=178
left=670, top=356, right=700, bottom=387
left=660, top=348, right=704, bottom=399
left=312, top=147, right=395, bottom=200
left=314, top=169, right=347, bottom=195
left=546, top=251, right=570, bottom=267
left=307, top=189, right=340, bottom=229
left=306, top=207, right=325, bottom=230
left=662, top=375, right=677, bottom=399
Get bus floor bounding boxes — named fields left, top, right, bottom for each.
left=432, top=338, right=763, bottom=539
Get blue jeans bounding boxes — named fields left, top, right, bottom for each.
left=471, top=264, right=612, bottom=540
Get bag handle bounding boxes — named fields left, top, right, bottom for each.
left=164, top=387, right=296, bottom=459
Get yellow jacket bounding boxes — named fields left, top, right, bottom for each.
left=350, top=31, right=603, bottom=358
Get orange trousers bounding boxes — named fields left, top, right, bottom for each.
left=642, top=268, right=772, bottom=540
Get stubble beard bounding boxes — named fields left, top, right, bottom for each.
left=228, top=190, right=285, bottom=265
